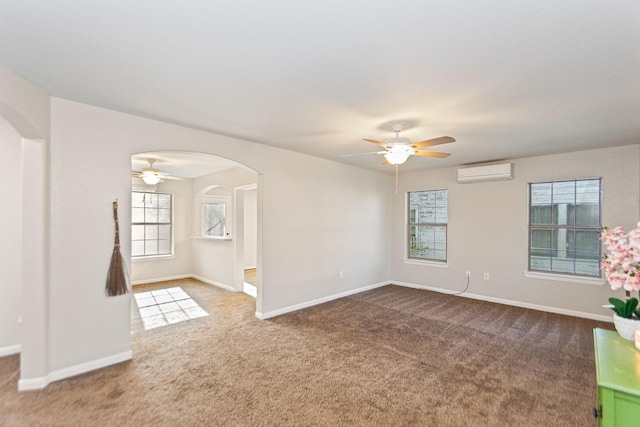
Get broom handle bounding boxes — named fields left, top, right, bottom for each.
left=113, top=201, right=120, bottom=246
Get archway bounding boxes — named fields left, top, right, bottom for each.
left=130, top=151, right=260, bottom=329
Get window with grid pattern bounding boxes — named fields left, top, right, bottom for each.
left=132, top=191, right=172, bottom=258
left=528, top=178, right=601, bottom=277
left=408, top=189, right=448, bottom=262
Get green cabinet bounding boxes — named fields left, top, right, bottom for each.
left=594, top=328, right=640, bottom=427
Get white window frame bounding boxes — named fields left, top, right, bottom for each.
left=527, top=178, right=601, bottom=278
left=131, top=191, right=174, bottom=259
left=407, top=189, right=448, bottom=263
left=201, top=195, right=232, bottom=239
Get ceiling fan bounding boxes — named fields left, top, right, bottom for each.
left=131, top=158, right=175, bottom=185
left=354, top=123, right=455, bottom=165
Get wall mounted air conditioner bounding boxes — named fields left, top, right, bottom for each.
left=457, top=162, right=514, bottom=183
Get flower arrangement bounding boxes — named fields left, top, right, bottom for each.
left=601, top=222, right=640, bottom=319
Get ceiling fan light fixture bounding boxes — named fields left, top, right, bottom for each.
left=141, top=172, right=161, bottom=185
left=384, top=151, right=411, bottom=165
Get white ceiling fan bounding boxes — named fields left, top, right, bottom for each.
left=131, top=158, right=179, bottom=185
left=358, top=124, right=455, bottom=165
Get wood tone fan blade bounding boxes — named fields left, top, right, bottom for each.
left=363, top=138, right=387, bottom=148
left=411, top=136, right=455, bottom=149
left=413, top=150, right=451, bottom=158
left=382, top=157, right=390, bottom=165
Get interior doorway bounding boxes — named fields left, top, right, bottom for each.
left=130, top=151, right=260, bottom=317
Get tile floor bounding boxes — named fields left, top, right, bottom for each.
left=134, top=287, right=208, bottom=330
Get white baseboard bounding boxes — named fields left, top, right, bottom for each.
left=18, top=350, right=132, bottom=391
left=0, top=344, right=21, bottom=357
left=256, top=279, right=612, bottom=323
left=393, top=280, right=613, bottom=323
left=191, top=275, right=236, bottom=292
left=256, top=281, right=391, bottom=320
left=132, top=274, right=192, bottom=286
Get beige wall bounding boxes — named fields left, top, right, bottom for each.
left=0, top=117, right=23, bottom=354
left=391, top=145, right=640, bottom=319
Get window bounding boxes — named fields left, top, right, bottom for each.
left=201, top=196, right=231, bottom=238
left=408, top=189, right=448, bottom=261
left=528, top=178, right=601, bottom=277
left=132, top=191, right=172, bottom=257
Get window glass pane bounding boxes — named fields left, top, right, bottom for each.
left=146, top=193, right=158, bottom=206
left=132, top=207, right=145, bottom=223
left=145, top=224, right=158, bottom=239
left=157, top=194, right=171, bottom=208
left=158, top=208, right=171, bottom=223
left=132, top=224, right=145, bottom=240
left=409, top=225, right=446, bottom=261
left=531, top=206, right=552, bottom=225
left=132, top=192, right=145, bottom=208
left=409, top=190, right=447, bottom=224
left=145, top=207, right=158, bottom=223
left=531, top=229, right=552, bottom=255
left=550, top=229, right=575, bottom=274
left=575, top=179, right=600, bottom=226
left=158, top=239, right=171, bottom=254
left=530, top=183, right=552, bottom=205
left=145, top=240, right=158, bottom=255
left=158, top=224, right=171, bottom=240
left=132, top=241, right=145, bottom=257
left=205, top=203, right=225, bottom=237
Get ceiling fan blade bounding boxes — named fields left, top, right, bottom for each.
left=363, top=139, right=387, bottom=148
left=411, top=136, right=455, bottom=149
left=413, top=150, right=451, bottom=158
left=382, top=157, right=390, bottom=165
left=163, top=175, right=185, bottom=180
left=340, top=151, right=383, bottom=158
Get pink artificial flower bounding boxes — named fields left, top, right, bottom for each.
left=601, top=223, right=640, bottom=292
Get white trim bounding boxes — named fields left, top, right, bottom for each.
left=132, top=254, right=176, bottom=262
left=132, top=273, right=235, bottom=291
left=523, top=271, right=606, bottom=286
left=392, top=280, right=613, bottom=322
left=256, top=281, right=391, bottom=319
left=132, top=274, right=192, bottom=286
left=0, top=344, right=21, bottom=357
left=403, top=259, right=449, bottom=268
left=191, top=275, right=236, bottom=292
left=190, top=236, right=232, bottom=241
left=18, top=376, right=48, bottom=391
left=18, top=350, right=132, bottom=391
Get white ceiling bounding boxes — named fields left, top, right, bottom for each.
left=1, top=1, right=639, bottom=174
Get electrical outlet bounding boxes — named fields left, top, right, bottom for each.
left=466, top=270, right=471, bottom=278
left=483, top=273, right=490, bottom=280
left=339, top=270, right=344, bottom=279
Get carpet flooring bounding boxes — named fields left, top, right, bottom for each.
left=0, top=279, right=612, bottom=426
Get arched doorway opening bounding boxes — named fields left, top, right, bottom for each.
left=129, top=151, right=260, bottom=330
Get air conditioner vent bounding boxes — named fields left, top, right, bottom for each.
left=457, top=163, right=514, bottom=183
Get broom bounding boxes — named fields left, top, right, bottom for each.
left=106, top=200, right=129, bottom=296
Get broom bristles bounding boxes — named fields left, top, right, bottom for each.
left=106, top=248, right=128, bottom=296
